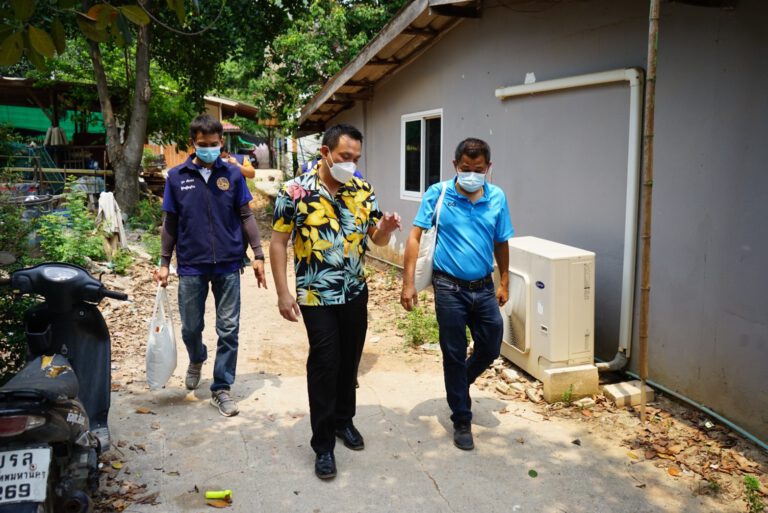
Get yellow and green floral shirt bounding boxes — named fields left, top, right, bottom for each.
left=272, top=164, right=383, bottom=306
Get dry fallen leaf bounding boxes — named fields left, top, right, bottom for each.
left=111, top=461, right=123, bottom=470
left=135, top=491, right=160, bottom=504
left=627, top=451, right=639, bottom=460
left=135, top=407, right=155, bottom=415
left=668, top=444, right=684, bottom=455
left=668, top=466, right=681, bottom=477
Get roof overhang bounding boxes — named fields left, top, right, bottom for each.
left=204, top=95, right=261, bottom=118
left=0, top=76, right=107, bottom=112
left=298, top=0, right=478, bottom=133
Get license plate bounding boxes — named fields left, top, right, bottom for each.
left=0, top=447, right=51, bottom=504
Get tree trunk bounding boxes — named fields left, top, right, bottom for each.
left=87, top=24, right=152, bottom=214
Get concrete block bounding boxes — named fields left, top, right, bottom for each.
left=573, top=397, right=596, bottom=409
left=601, top=380, right=655, bottom=407
left=501, top=368, right=521, bottom=383
left=510, top=382, right=527, bottom=393
left=541, top=364, right=599, bottom=403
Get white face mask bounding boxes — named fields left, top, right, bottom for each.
left=325, top=154, right=356, bottom=184
left=456, top=171, right=486, bottom=192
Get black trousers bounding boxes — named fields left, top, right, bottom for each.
left=299, top=286, right=368, bottom=454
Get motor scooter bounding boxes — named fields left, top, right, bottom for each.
left=0, top=263, right=127, bottom=513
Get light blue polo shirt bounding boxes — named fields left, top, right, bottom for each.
left=413, top=178, right=514, bottom=281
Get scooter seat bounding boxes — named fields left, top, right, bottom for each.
left=1, top=354, right=79, bottom=401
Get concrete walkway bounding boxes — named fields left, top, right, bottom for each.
left=110, top=273, right=731, bottom=513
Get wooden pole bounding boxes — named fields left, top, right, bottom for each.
left=639, top=0, right=661, bottom=424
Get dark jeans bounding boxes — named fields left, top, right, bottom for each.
left=433, top=274, right=503, bottom=425
left=300, top=286, right=368, bottom=454
left=178, top=272, right=241, bottom=392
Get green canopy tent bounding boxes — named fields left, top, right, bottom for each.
left=0, top=105, right=105, bottom=141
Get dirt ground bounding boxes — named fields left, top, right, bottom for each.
left=93, top=194, right=766, bottom=512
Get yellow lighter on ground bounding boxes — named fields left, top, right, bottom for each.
left=205, top=490, right=232, bottom=500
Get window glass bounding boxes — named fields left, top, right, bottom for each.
left=404, top=120, right=421, bottom=192
left=425, top=117, right=441, bottom=188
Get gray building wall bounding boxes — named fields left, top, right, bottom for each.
left=329, top=0, right=768, bottom=442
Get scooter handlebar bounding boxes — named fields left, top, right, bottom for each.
left=102, top=288, right=129, bottom=301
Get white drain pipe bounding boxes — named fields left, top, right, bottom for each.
left=495, top=68, right=644, bottom=370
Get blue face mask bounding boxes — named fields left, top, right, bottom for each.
left=195, top=146, right=221, bottom=164
left=456, top=171, right=486, bottom=192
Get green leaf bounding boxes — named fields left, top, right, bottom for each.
left=96, top=6, right=116, bottom=31
left=28, top=26, right=56, bottom=58
left=51, top=19, right=66, bottom=55
left=76, top=17, right=109, bottom=43
left=26, top=45, right=47, bottom=72
left=110, top=21, right=125, bottom=47
left=165, top=0, right=176, bottom=9
left=116, top=13, right=133, bottom=47
left=0, top=25, right=14, bottom=39
left=119, top=5, right=151, bottom=26
left=10, top=0, right=35, bottom=22
left=175, top=0, right=185, bottom=25
left=0, top=31, right=23, bottom=66
left=528, top=469, right=538, bottom=478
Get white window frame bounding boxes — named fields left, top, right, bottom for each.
left=400, top=108, right=443, bottom=201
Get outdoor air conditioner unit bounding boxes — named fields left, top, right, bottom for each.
left=494, top=236, right=598, bottom=402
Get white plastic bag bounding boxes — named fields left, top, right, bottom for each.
left=414, top=182, right=448, bottom=292
left=146, top=285, right=177, bottom=390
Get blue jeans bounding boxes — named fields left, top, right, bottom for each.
left=178, top=272, right=241, bottom=392
left=433, top=274, right=503, bottom=425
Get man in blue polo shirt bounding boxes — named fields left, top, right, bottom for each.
left=401, top=138, right=514, bottom=450
left=155, top=114, right=267, bottom=417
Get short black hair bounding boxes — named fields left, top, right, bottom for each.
left=322, top=123, right=363, bottom=150
left=454, top=138, right=491, bottom=163
left=189, top=114, right=223, bottom=141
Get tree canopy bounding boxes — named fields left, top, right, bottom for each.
left=215, top=0, right=409, bottom=131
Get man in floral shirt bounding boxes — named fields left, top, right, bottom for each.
left=270, top=124, right=401, bottom=480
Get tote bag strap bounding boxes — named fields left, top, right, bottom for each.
left=433, top=182, right=448, bottom=230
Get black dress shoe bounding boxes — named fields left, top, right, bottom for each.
left=335, top=424, right=365, bottom=450
left=453, top=422, right=474, bottom=450
left=315, top=452, right=336, bottom=479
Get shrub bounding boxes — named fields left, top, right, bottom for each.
left=744, top=475, right=765, bottom=513
left=141, top=232, right=161, bottom=265
left=128, top=196, right=163, bottom=231
left=397, top=301, right=440, bottom=347
left=0, top=201, right=33, bottom=264
left=36, top=187, right=106, bottom=266
left=111, top=249, right=134, bottom=275
left=0, top=292, right=37, bottom=385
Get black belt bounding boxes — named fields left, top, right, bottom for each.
left=433, top=271, right=493, bottom=291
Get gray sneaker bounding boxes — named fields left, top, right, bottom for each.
left=211, top=390, right=239, bottom=417
left=184, top=362, right=203, bottom=390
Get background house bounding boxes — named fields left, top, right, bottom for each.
left=297, top=0, right=768, bottom=444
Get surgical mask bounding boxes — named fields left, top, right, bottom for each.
left=195, top=146, right=221, bottom=164
left=456, top=171, right=486, bottom=192
left=326, top=155, right=356, bottom=184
